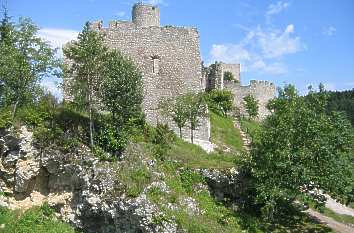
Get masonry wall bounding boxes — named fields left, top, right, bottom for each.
left=220, top=63, right=240, bottom=82
left=224, top=80, right=276, bottom=120
left=93, top=20, right=209, bottom=141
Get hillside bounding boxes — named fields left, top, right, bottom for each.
left=0, top=109, right=334, bottom=233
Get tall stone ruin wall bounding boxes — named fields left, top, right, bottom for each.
left=89, top=6, right=209, bottom=143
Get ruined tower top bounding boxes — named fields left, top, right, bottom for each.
left=132, top=3, right=160, bottom=27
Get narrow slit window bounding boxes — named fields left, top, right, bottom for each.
left=152, top=55, right=160, bottom=74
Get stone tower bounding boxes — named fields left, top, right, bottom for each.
left=132, top=3, right=160, bottom=27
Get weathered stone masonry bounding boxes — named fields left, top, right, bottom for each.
left=65, top=2, right=276, bottom=149
left=89, top=3, right=210, bottom=144
left=205, top=62, right=276, bottom=120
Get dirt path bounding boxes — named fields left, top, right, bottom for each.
left=325, top=195, right=354, bottom=217
left=306, top=209, right=354, bottom=233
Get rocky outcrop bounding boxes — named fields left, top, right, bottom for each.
left=0, top=127, right=177, bottom=233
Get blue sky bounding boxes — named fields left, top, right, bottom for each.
left=7, top=0, right=354, bottom=96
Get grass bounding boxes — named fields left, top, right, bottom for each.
left=117, top=144, right=153, bottom=198
left=167, top=138, right=236, bottom=169
left=240, top=118, right=261, bottom=140
left=210, top=112, right=244, bottom=153
left=155, top=161, right=250, bottom=233
left=0, top=204, right=79, bottom=233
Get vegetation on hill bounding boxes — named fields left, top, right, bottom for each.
left=0, top=203, right=79, bottom=233
left=326, top=89, right=354, bottom=126
left=246, top=85, right=354, bottom=220
left=1, top=11, right=353, bottom=233
left=210, top=111, right=244, bottom=154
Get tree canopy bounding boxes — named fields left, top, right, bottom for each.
left=249, top=85, right=354, bottom=219
left=243, top=94, right=259, bottom=119
left=0, top=14, right=59, bottom=119
left=63, top=22, right=108, bottom=147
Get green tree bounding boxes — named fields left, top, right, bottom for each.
left=63, top=22, right=108, bottom=148
left=0, top=15, right=58, bottom=120
left=223, top=71, right=239, bottom=83
left=185, top=93, right=207, bottom=144
left=101, top=50, right=143, bottom=126
left=98, top=50, right=144, bottom=155
left=243, top=94, right=259, bottom=119
left=159, top=95, right=189, bottom=139
left=250, top=84, right=354, bottom=220
left=205, top=89, right=234, bottom=116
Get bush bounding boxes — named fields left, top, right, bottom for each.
left=205, top=90, right=234, bottom=116
left=144, top=123, right=175, bottom=161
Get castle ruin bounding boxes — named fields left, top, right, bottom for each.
left=88, top=3, right=211, bottom=149
left=204, top=62, right=276, bottom=120
left=65, top=3, right=276, bottom=151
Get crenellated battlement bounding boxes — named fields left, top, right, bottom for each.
left=90, top=19, right=198, bottom=34
left=250, top=80, right=275, bottom=87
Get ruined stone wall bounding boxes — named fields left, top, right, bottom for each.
left=205, top=62, right=223, bottom=91
left=224, top=80, right=276, bottom=120
left=91, top=10, right=209, bottom=142
left=220, top=63, right=240, bottom=82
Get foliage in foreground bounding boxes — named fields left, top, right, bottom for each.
left=249, top=85, right=354, bottom=220
left=0, top=203, right=78, bottom=233
left=0, top=13, right=59, bottom=120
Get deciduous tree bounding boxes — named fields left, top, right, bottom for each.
left=0, top=14, right=58, bottom=120
left=243, top=94, right=259, bottom=119
left=250, top=84, right=354, bottom=220
left=63, top=22, right=107, bottom=148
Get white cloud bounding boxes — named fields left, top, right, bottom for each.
left=258, top=24, right=303, bottom=58
left=250, top=60, right=288, bottom=75
left=116, top=11, right=126, bottom=17
left=209, top=24, right=304, bottom=75
left=38, top=28, right=79, bottom=54
left=41, top=77, right=63, bottom=99
left=210, top=44, right=251, bottom=64
left=323, top=82, right=336, bottom=91
left=266, top=1, right=290, bottom=17
left=266, top=1, right=290, bottom=24
left=322, top=26, right=336, bottom=36
left=144, top=0, right=167, bottom=6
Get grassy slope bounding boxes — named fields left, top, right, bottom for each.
left=0, top=204, right=78, bottom=233
left=167, top=138, right=235, bottom=169
left=210, top=112, right=244, bottom=153
left=240, top=118, right=261, bottom=140
left=145, top=113, right=331, bottom=232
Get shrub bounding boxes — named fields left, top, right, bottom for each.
left=243, top=95, right=259, bottom=119
left=205, top=90, right=234, bottom=116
